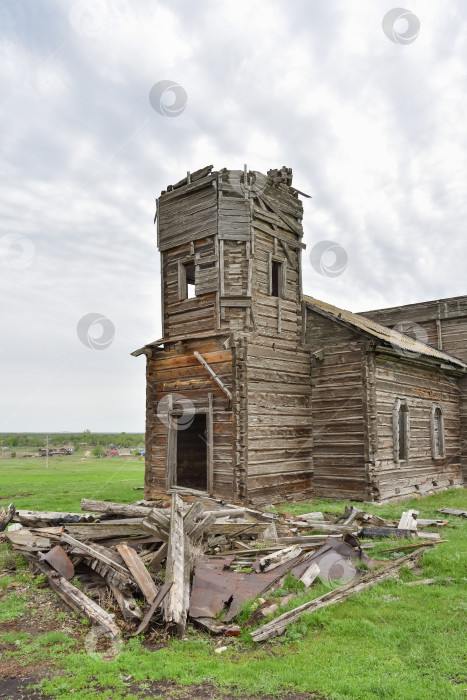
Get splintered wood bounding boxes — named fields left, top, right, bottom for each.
left=2, top=494, right=449, bottom=643
left=163, top=494, right=187, bottom=634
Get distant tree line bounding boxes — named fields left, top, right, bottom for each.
left=0, top=431, right=145, bottom=452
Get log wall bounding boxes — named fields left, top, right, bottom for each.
left=362, top=296, right=467, bottom=482
left=306, top=309, right=370, bottom=500
left=144, top=336, right=234, bottom=500
left=242, top=179, right=312, bottom=504
left=371, top=353, right=463, bottom=501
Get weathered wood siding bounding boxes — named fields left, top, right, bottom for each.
left=245, top=338, right=313, bottom=504
left=144, top=337, right=234, bottom=500
left=162, top=237, right=218, bottom=338
left=241, top=179, right=312, bottom=504
left=306, top=309, right=369, bottom=500
left=158, top=176, right=217, bottom=252
left=362, top=296, right=467, bottom=481
left=371, top=354, right=463, bottom=501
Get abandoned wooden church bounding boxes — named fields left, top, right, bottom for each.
left=133, top=165, right=467, bottom=505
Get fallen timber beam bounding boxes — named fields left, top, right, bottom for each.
left=64, top=520, right=147, bottom=540
left=250, top=547, right=430, bottom=642
left=13, top=510, right=96, bottom=527
left=378, top=539, right=446, bottom=554
left=81, top=499, right=155, bottom=518
left=193, top=351, right=232, bottom=400
left=163, top=494, right=187, bottom=636
left=291, top=522, right=359, bottom=534
left=26, top=555, right=120, bottom=639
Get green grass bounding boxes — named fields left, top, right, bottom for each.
left=0, top=457, right=466, bottom=699
left=0, top=455, right=144, bottom=511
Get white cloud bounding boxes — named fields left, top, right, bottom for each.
left=1, top=0, right=466, bottom=429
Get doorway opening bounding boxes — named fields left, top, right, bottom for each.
left=176, top=413, right=207, bottom=491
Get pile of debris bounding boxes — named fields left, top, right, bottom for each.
left=0, top=497, right=452, bottom=643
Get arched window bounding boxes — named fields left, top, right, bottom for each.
left=393, top=398, right=409, bottom=462
left=430, top=404, right=445, bottom=459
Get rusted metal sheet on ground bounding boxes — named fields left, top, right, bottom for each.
left=189, top=550, right=307, bottom=622
left=42, top=545, right=75, bottom=579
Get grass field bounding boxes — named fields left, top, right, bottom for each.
left=0, top=457, right=466, bottom=700
left=0, top=454, right=145, bottom=512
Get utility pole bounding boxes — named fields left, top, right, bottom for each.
left=46, top=435, right=49, bottom=468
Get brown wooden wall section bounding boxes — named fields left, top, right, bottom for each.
left=144, top=336, right=234, bottom=500
left=371, top=355, right=463, bottom=500
left=362, top=297, right=467, bottom=481
left=245, top=338, right=313, bottom=504
left=306, top=310, right=370, bottom=500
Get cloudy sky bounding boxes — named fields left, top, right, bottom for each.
left=1, top=0, right=466, bottom=432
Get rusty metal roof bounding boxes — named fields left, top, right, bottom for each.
left=304, top=295, right=467, bottom=370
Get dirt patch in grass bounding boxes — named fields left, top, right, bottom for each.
left=0, top=674, right=53, bottom=699
left=0, top=585, right=85, bottom=684
left=104, top=680, right=328, bottom=699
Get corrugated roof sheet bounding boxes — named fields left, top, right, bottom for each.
left=304, top=295, right=467, bottom=370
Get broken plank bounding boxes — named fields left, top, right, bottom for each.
left=257, top=545, right=302, bottom=573
left=60, top=533, right=131, bottom=578
left=436, top=508, right=467, bottom=517
left=133, top=582, right=173, bottom=636
left=4, top=529, right=53, bottom=550
left=147, top=542, right=169, bottom=574
left=398, top=510, right=418, bottom=531
left=116, top=544, right=159, bottom=603
left=108, top=583, right=142, bottom=622
left=300, top=562, right=320, bottom=588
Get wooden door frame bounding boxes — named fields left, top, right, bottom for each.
left=166, top=393, right=213, bottom=496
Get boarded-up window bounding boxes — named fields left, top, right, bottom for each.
left=430, top=404, right=445, bottom=459
left=393, top=398, right=409, bottom=462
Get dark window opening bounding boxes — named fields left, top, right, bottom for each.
left=398, top=406, right=407, bottom=460
left=184, top=261, right=196, bottom=299
left=394, top=399, right=409, bottom=462
left=176, top=413, right=207, bottom=491
left=271, top=260, right=281, bottom=297
left=431, top=405, right=445, bottom=459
